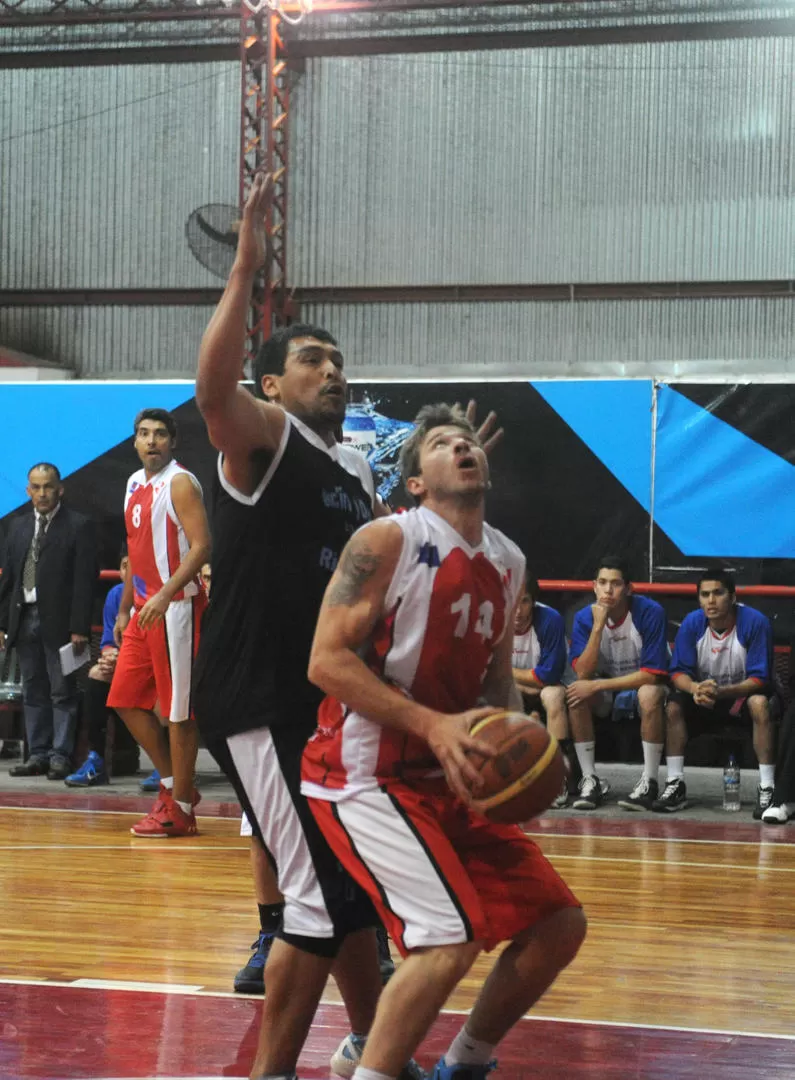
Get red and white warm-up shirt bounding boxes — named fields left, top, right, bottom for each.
left=301, top=505, right=525, bottom=801
left=124, top=459, right=202, bottom=608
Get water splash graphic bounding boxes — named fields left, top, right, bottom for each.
left=342, top=398, right=415, bottom=502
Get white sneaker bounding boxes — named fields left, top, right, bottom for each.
left=330, top=1033, right=365, bottom=1079
left=761, top=802, right=795, bottom=824
left=330, top=1034, right=425, bottom=1080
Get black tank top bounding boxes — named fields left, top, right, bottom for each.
left=193, top=415, right=374, bottom=738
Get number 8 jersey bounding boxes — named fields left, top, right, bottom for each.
left=124, top=459, right=202, bottom=608
left=302, top=505, right=525, bottom=801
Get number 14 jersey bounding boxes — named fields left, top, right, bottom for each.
left=301, top=505, right=525, bottom=802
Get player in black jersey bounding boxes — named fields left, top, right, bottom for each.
left=193, top=174, right=408, bottom=1080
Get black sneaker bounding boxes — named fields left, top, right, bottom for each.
left=753, top=785, right=775, bottom=821
left=47, top=759, right=72, bottom=781
left=233, top=930, right=274, bottom=994
left=652, top=778, right=688, bottom=813
left=572, top=774, right=606, bottom=810
left=9, top=758, right=48, bottom=777
left=618, top=774, right=658, bottom=811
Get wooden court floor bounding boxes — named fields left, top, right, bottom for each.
left=1, top=796, right=795, bottom=1078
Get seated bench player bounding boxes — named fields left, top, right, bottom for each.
left=511, top=570, right=575, bottom=807
left=301, top=404, right=585, bottom=1080
left=65, top=546, right=139, bottom=785
left=565, top=556, right=669, bottom=811
left=654, top=568, right=775, bottom=818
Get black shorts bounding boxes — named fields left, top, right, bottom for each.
left=669, top=689, right=767, bottom=728
left=205, top=713, right=377, bottom=957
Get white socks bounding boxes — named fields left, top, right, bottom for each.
left=642, top=741, right=663, bottom=782
left=759, top=764, right=775, bottom=789
left=666, top=756, right=685, bottom=781
left=352, top=1068, right=394, bottom=1080
left=445, top=1025, right=496, bottom=1067
left=574, top=741, right=596, bottom=778
left=157, top=776, right=191, bottom=815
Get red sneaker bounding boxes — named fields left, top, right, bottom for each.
left=131, top=793, right=198, bottom=838
left=159, top=782, right=201, bottom=808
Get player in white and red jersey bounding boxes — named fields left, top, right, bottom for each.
left=107, top=408, right=211, bottom=838
left=301, top=404, right=585, bottom=1080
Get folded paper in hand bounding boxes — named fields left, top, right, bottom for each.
left=59, top=642, right=90, bottom=677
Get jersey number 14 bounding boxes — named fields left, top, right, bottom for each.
left=451, top=594, right=495, bottom=642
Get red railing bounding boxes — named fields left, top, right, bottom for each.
left=538, top=580, right=795, bottom=597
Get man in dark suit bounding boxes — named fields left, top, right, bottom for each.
left=0, top=463, right=98, bottom=779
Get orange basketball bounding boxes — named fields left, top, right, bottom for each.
left=468, top=711, right=565, bottom=824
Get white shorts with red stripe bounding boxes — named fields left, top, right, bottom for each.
left=308, top=779, right=579, bottom=956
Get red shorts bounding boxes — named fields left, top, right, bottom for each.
left=308, top=780, right=579, bottom=955
left=107, top=593, right=206, bottom=722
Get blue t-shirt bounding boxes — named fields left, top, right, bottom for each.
left=512, top=602, right=567, bottom=686
left=100, top=582, right=125, bottom=651
left=570, top=594, right=669, bottom=678
left=670, top=604, right=772, bottom=687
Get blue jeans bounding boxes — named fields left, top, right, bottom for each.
left=16, top=605, right=79, bottom=766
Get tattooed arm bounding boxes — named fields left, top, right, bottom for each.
left=308, top=520, right=495, bottom=802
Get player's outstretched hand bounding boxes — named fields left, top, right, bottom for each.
left=426, top=706, right=497, bottom=805
left=464, top=399, right=504, bottom=456
left=235, top=171, right=272, bottom=275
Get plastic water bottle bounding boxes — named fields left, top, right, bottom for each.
left=342, top=399, right=377, bottom=459
left=723, top=755, right=741, bottom=812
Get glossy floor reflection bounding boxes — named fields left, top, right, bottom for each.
left=2, top=984, right=795, bottom=1080
left=2, top=801, right=795, bottom=1078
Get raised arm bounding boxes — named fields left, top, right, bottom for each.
left=308, top=521, right=495, bottom=802
left=195, top=173, right=285, bottom=466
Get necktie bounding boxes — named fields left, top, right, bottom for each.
left=22, top=513, right=44, bottom=594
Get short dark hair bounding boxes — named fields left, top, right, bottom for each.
left=134, top=408, right=177, bottom=441
left=399, top=403, right=479, bottom=496
left=595, top=555, right=631, bottom=586
left=28, top=462, right=61, bottom=482
left=697, top=567, right=736, bottom=596
left=253, top=324, right=338, bottom=399
left=119, top=541, right=128, bottom=561
left=523, top=570, right=540, bottom=603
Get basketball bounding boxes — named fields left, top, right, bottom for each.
left=468, top=711, right=565, bottom=824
